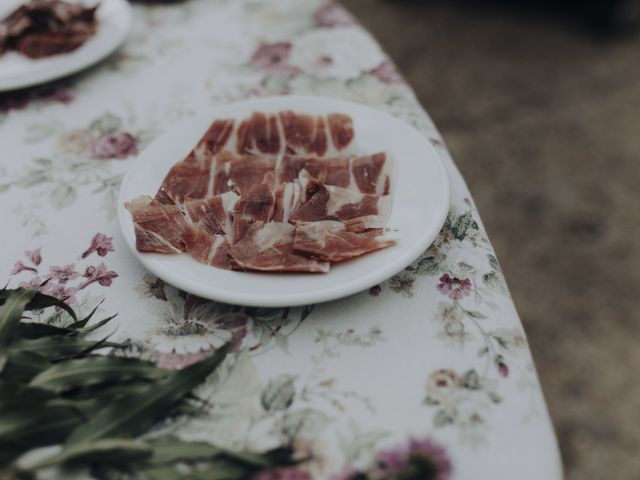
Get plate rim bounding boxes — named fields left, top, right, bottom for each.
left=118, top=95, right=450, bottom=307
left=0, top=0, right=133, bottom=92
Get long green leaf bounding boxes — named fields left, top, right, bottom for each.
left=11, top=336, right=122, bottom=361
left=2, top=349, right=50, bottom=384
left=66, top=344, right=231, bottom=445
left=0, top=380, right=53, bottom=411
left=146, top=438, right=274, bottom=470
left=0, top=289, right=37, bottom=371
left=0, top=407, right=82, bottom=459
left=30, top=356, right=168, bottom=393
left=146, top=438, right=223, bottom=464
left=31, top=438, right=152, bottom=470
left=25, top=291, right=77, bottom=322
left=16, top=322, right=76, bottom=339
left=67, top=299, right=104, bottom=329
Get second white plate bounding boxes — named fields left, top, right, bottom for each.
left=0, top=0, right=132, bottom=92
left=118, top=96, right=449, bottom=307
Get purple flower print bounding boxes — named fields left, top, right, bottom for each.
left=368, top=285, right=381, bottom=296
left=79, top=263, right=118, bottom=289
left=11, top=261, right=38, bottom=275
left=41, top=283, right=78, bottom=305
left=437, top=274, right=472, bottom=300
left=48, top=264, right=80, bottom=284
left=407, top=438, right=453, bottom=480
left=82, top=233, right=114, bottom=258
left=372, top=437, right=452, bottom=480
left=251, top=42, right=300, bottom=76
left=26, top=248, right=42, bottom=266
left=252, top=468, right=312, bottom=480
left=370, top=61, right=403, bottom=84
left=91, top=132, right=138, bottom=159
left=314, top=3, right=356, bottom=28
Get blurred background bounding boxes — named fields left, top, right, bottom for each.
left=341, top=1, right=640, bottom=479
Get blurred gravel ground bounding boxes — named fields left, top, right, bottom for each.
left=342, top=1, right=640, bottom=479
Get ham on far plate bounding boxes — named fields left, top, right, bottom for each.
left=125, top=110, right=398, bottom=274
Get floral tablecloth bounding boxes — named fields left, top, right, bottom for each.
left=0, top=1, right=563, bottom=479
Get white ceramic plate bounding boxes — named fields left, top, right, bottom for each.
left=118, top=96, right=449, bottom=307
left=0, top=0, right=132, bottom=92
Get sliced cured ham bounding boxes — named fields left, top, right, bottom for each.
left=183, top=191, right=238, bottom=237
left=273, top=170, right=318, bottom=223
left=182, top=223, right=232, bottom=269
left=232, top=184, right=275, bottom=243
left=288, top=184, right=392, bottom=230
left=128, top=110, right=397, bottom=274
left=228, top=222, right=330, bottom=273
left=189, top=119, right=236, bottom=166
left=276, top=152, right=393, bottom=195
left=213, top=153, right=276, bottom=196
left=293, top=221, right=396, bottom=263
left=125, top=196, right=187, bottom=254
left=155, top=161, right=211, bottom=205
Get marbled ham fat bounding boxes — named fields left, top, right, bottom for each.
left=127, top=111, right=396, bottom=273
left=293, top=221, right=396, bottom=263
left=228, top=222, right=330, bottom=273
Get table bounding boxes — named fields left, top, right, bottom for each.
left=0, top=1, right=563, bottom=478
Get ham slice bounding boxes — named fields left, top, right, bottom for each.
left=155, top=160, right=211, bottom=205
left=125, top=196, right=187, bottom=254
left=293, top=221, right=396, bottom=263
left=288, top=183, right=392, bottom=230
left=213, top=153, right=276, bottom=196
left=183, top=191, right=238, bottom=237
left=232, top=184, right=275, bottom=243
left=183, top=223, right=232, bottom=269
left=272, top=170, right=318, bottom=223
left=277, top=152, right=393, bottom=195
left=228, top=222, right=330, bottom=273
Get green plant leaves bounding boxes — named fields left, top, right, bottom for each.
left=0, top=289, right=37, bottom=372
left=30, top=356, right=168, bottom=393
left=66, top=344, right=231, bottom=446
left=0, top=288, right=293, bottom=478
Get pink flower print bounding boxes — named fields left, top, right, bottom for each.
left=80, top=263, right=118, bottom=289
left=82, top=233, right=114, bottom=258
left=370, top=61, right=403, bottom=84
left=155, top=349, right=212, bottom=370
left=314, top=3, right=356, bottom=28
left=44, top=89, right=74, bottom=105
left=48, top=264, right=80, bottom=284
left=252, top=468, right=312, bottom=480
left=91, top=132, right=138, bottom=159
left=41, top=283, right=78, bottom=305
left=19, top=277, right=44, bottom=290
left=26, top=248, right=42, bottom=266
left=496, top=356, right=509, bottom=378
left=11, top=261, right=38, bottom=275
left=250, top=42, right=300, bottom=76
left=437, top=274, right=472, bottom=300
